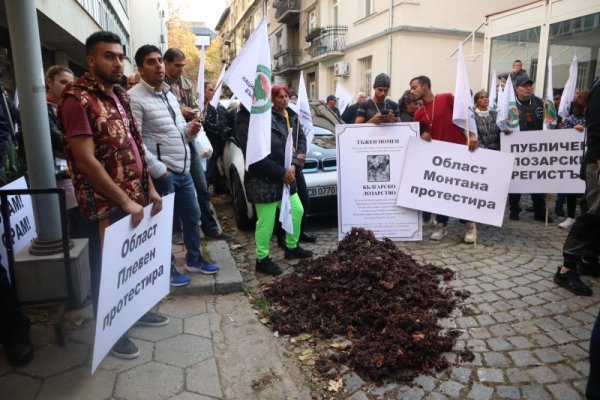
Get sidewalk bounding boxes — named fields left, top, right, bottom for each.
left=0, top=240, right=310, bottom=400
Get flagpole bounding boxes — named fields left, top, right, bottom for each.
left=198, top=79, right=225, bottom=122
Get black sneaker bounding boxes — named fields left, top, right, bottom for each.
left=553, top=267, right=592, bottom=296
left=111, top=335, right=140, bottom=359
left=509, top=212, right=520, bottom=221
left=578, top=259, right=600, bottom=277
left=256, top=257, right=283, bottom=276
left=284, top=246, right=313, bottom=260
left=135, top=312, right=170, bottom=327
left=204, top=231, right=233, bottom=240
left=299, top=231, right=317, bottom=243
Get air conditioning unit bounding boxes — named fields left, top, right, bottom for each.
left=334, top=62, right=349, bottom=76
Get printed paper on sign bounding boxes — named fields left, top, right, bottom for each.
left=92, top=194, right=174, bottom=373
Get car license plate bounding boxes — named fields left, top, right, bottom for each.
left=308, top=185, right=337, bottom=197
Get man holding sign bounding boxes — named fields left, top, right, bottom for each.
left=59, top=32, right=167, bottom=360
left=411, top=75, right=478, bottom=242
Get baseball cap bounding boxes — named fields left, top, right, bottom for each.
left=514, top=74, right=534, bottom=87
left=327, top=94, right=336, bottom=102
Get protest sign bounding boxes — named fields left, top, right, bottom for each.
left=500, top=129, right=585, bottom=193
left=92, top=194, right=174, bottom=373
left=0, top=177, right=37, bottom=279
left=337, top=123, right=421, bottom=241
left=397, top=138, right=514, bottom=227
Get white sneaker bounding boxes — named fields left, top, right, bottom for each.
left=423, top=216, right=437, bottom=227
left=431, top=225, right=447, bottom=240
left=558, top=217, right=575, bottom=229
left=464, top=222, right=477, bottom=243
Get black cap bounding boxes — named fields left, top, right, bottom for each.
left=373, top=73, right=391, bottom=89
left=514, top=74, right=534, bottom=87
left=327, top=94, right=336, bottom=102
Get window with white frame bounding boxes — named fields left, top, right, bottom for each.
left=332, top=0, right=339, bottom=26
left=308, top=9, right=317, bottom=33
left=358, top=56, right=372, bottom=94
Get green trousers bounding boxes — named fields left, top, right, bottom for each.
left=255, top=193, right=303, bottom=260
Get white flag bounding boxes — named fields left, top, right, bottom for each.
left=558, top=55, right=578, bottom=119
left=223, top=20, right=265, bottom=110
left=226, top=19, right=272, bottom=170
left=209, top=65, right=227, bottom=108
left=197, top=46, right=205, bottom=114
left=334, top=82, right=353, bottom=115
left=489, top=69, right=497, bottom=111
left=452, top=43, right=477, bottom=138
left=297, top=71, right=314, bottom=145
left=544, top=56, right=558, bottom=129
left=279, top=130, right=293, bottom=235
left=496, top=75, right=520, bottom=132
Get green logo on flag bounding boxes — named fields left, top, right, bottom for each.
left=544, top=99, right=557, bottom=128
left=507, top=101, right=519, bottom=130
left=251, top=65, right=272, bottom=114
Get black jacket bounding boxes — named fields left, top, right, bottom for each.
left=237, top=106, right=305, bottom=203
left=585, top=79, right=600, bottom=165
left=341, top=103, right=359, bottom=124
left=516, top=95, right=544, bottom=131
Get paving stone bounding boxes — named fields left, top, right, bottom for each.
left=533, top=348, right=564, bottom=363
left=482, top=352, right=510, bottom=367
left=492, top=312, right=515, bottom=323
left=507, top=336, right=534, bottom=349
left=535, top=318, right=562, bottom=332
left=490, top=300, right=512, bottom=311
left=561, top=343, right=589, bottom=359
left=16, top=342, right=88, bottom=378
left=506, top=368, right=531, bottom=383
left=474, top=315, right=495, bottom=326
left=169, top=393, right=215, bottom=400
left=487, top=338, right=513, bottom=354
left=488, top=324, right=515, bottom=337
left=547, top=383, right=582, bottom=399
left=456, top=317, right=478, bottom=328
left=348, top=391, right=369, bottom=400
left=496, top=386, right=520, bottom=399
left=424, top=393, right=448, bottom=400
left=476, top=368, right=504, bottom=383
left=512, top=286, right=536, bottom=296
left=155, top=334, right=213, bottom=368
left=467, top=384, right=494, bottom=400
left=343, top=371, right=366, bottom=395
left=114, top=362, right=183, bottom=400
left=0, top=373, right=41, bottom=400
left=158, top=296, right=207, bottom=318
left=413, top=375, right=436, bottom=391
left=522, top=295, right=546, bottom=306
left=395, top=386, right=425, bottom=400
left=508, top=350, right=539, bottom=367
left=466, top=339, right=487, bottom=352
left=552, top=363, right=583, bottom=380
left=183, top=313, right=212, bottom=338
left=511, top=321, right=538, bottom=335
left=572, top=360, right=590, bottom=375
left=468, top=327, right=490, bottom=339
left=450, top=367, right=471, bottom=383
left=531, top=333, right=555, bottom=347
left=546, top=329, right=578, bottom=344
left=527, top=366, right=559, bottom=383
left=129, top=316, right=183, bottom=341
left=438, top=380, right=463, bottom=397
left=36, top=366, right=115, bottom=400
left=521, top=385, right=552, bottom=400
left=186, top=357, right=223, bottom=398
left=369, top=383, right=398, bottom=398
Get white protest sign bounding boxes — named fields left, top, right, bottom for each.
left=0, top=177, right=37, bottom=279
left=397, top=138, right=514, bottom=227
left=337, top=123, right=421, bottom=241
left=500, top=129, right=586, bottom=193
left=92, top=194, right=174, bottom=373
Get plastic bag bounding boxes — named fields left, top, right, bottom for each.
left=195, top=128, right=213, bottom=159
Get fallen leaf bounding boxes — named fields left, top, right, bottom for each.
left=412, top=332, right=425, bottom=342
left=296, top=333, right=312, bottom=341
left=259, top=318, right=269, bottom=324
left=273, top=331, right=279, bottom=337
left=327, top=378, right=343, bottom=392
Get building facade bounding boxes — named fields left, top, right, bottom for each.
left=482, top=0, right=600, bottom=97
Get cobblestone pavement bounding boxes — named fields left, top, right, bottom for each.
left=223, top=203, right=599, bottom=400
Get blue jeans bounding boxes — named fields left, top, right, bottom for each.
left=153, top=171, right=202, bottom=263
left=189, top=141, right=219, bottom=234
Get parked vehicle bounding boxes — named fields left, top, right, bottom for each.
left=218, top=99, right=340, bottom=230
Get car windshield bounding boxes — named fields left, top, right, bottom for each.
left=312, top=126, right=335, bottom=149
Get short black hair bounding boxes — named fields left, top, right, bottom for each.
left=513, top=59, right=522, bottom=65
left=163, top=48, right=186, bottom=63
left=86, top=31, right=122, bottom=55
left=410, top=75, right=431, bottom=90
left=135, top=45, right=162, bottom=67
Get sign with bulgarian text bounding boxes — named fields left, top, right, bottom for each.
left=397, top=138, right=514, bottom=227
left=337, top=123, right=421, bottom=241
left=0, top=177, right=37, bottom=280
left=92, top=194, right=174, bottom=373
left=500, top=129, right=586, bottom=193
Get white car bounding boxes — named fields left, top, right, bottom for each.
left=218, top=100, right=340, bottom=230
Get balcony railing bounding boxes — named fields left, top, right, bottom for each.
left=272, top=49, right=301, bottom=73
left=274, top=0, right=300, bottom=23
left=307, top=26, right=348, bottom=58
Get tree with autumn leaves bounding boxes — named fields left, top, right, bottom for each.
left=167, top=2, right=222, bottom=93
